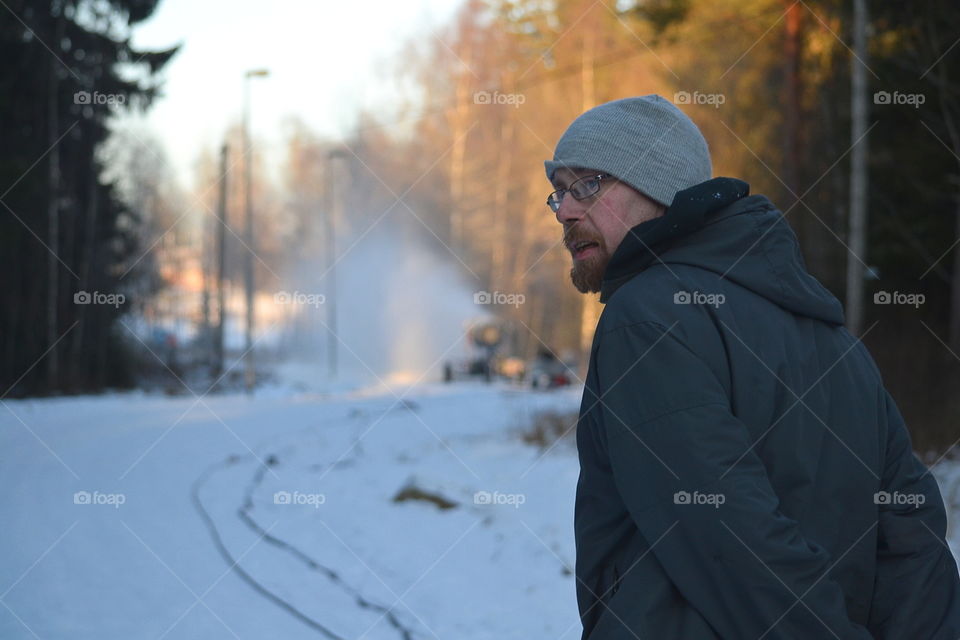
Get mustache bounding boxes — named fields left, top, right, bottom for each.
left=562, top=228, right=602, bottom=247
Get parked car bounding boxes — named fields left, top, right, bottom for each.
left=526, top=346, right=573, bottom=389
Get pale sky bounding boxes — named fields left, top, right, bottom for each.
left=123, top=0, right=465, bottom=189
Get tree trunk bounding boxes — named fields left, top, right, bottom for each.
left=45, top=13, right=64, bottom=392
left=492, top=96, right=514, bottom=287
left=782, top=0, right=802, bottom=206
left=933, top=57, right=960, bottom=351
left=845, top=0, right=870, bottom=336
left=579, top=15, right=602, bottom=374
left=448, top=42, right=473, bottom=253
left=70, top=163, right=99, bottom=387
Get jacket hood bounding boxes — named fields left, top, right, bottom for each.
left=599, top=177, right=845, bottom=325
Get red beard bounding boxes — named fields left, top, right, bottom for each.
left=564, top=232, right=608, bottom=293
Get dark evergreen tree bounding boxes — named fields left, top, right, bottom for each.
left=0, top=0, right=178, bottom=395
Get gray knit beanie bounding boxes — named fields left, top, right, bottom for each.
left=544, top=95, right=712, bottom=207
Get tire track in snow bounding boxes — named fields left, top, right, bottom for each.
left=192, top=405, right=422, bottom=640
left=192, top=459, right=348, bottom=640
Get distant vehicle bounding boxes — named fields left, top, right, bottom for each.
left=526, top=346, right=573, bottom=389
left=443, top=319, right=506, bottom=383
left=442, top=319, right=574, bottom=388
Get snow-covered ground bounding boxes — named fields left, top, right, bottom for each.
left=2, top=380, right=959, bottom=639
left=0, top=381, right=584, bottom=639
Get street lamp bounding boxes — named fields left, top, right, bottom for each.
left=325, top=148, right=346, bottom=379
left=242, top=68, right=269, bottom=393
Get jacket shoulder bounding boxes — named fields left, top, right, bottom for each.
left=597, top=264, right=715, bottom=335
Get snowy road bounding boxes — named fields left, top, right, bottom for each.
left=1, top=383, right=584, bottom=639
left=4, top=382, right=960, bottom=639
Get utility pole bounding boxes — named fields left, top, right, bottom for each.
left=845, top=0, right=869, bottom=336
left=213, top=142, right=228, bottom=379
left=242, top=68, right=269, bottom=393
left=325, top=149, right=345, bottom=378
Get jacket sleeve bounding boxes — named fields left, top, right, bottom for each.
left=593, top=321, right=874, bottom=640
left=868, top=389, right=960, bottom=639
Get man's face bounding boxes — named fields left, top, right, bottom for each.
left=551, top=167, right=667, bottom=293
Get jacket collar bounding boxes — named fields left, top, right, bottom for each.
left=599, top=177, right=751, bottom=303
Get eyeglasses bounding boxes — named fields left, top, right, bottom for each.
left=546, top=173, right=612, bottom=213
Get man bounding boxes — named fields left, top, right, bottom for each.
left=545, top=95, right=960, bottom=639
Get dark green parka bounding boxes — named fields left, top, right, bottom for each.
left=574, top=177, right=960, bottom=639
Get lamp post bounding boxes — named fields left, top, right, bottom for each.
left=242, top=68, right=269, bottom=393
left=213, top=142, right=228, bottom=379
left=325, top=148, right=346, bottom=379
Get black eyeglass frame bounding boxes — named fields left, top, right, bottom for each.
left=546, top=173, right=613, bottom=213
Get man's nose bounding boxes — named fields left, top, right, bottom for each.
left=555, top=194, right=583, bottom=225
